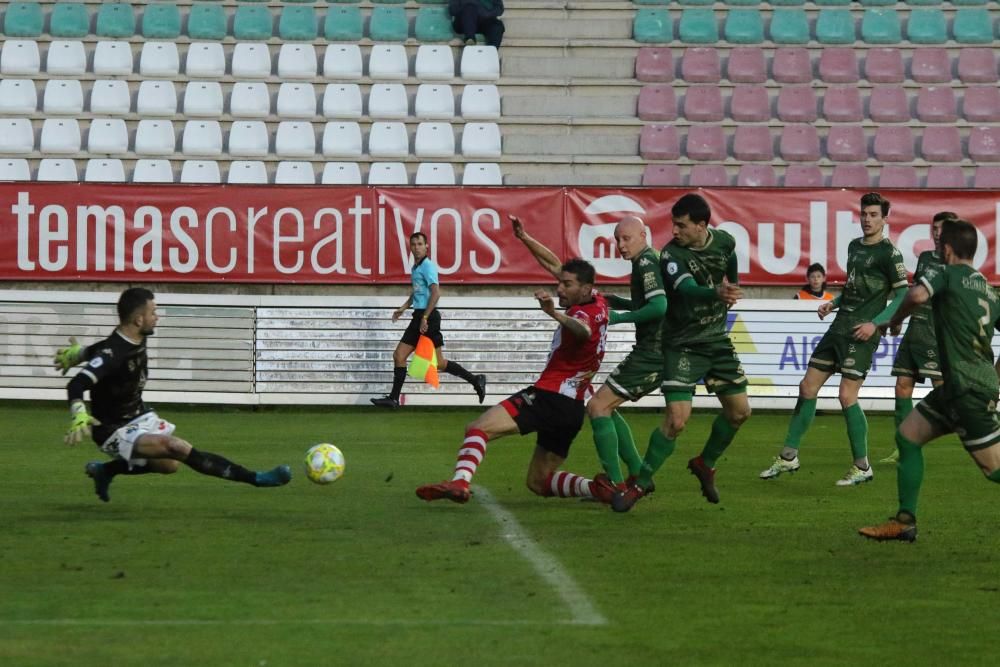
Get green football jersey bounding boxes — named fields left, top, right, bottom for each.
left=629, top=246, right=666, bottom=350
left=921, top=263, right=1000, bottom=397
left=660, top=228, right=737, bottom=346
left=830, top=237, right=908, bottom=334
left=903, top=249, right=943, bottom=344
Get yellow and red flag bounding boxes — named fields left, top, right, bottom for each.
left=407, top=335, right=440, bottom=388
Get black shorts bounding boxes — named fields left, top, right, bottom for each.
left=401, top=309, right=444, bottom=347
left=499, top=386, right=585, bottom=459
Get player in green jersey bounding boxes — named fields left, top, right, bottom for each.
left=860, top=219, right=1000, bottom=542
left=587, top=216, right=668, bottom=491
left=880, top=211, right=956, bottom=464
left=760, top=193, right=909, bottom=486
left=612, top=194, right=747, bottom=512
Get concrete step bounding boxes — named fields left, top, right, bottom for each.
left=502, top=124, right=639, bottom=156
left=502, top=86, right=638, bottom=117
left=502, top=46, right=637, bottom=79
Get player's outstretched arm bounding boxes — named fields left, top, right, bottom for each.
left=64, top=400, right=100, bottom=446
left=53, top=337, right=85, bottom=375
left=510, top=215, right=562, bottom=279
left=606, top=294, right=633, bottom=310
left=610, top=295, right=666, bottom=325
left=535, top=290, right=590, bottom=341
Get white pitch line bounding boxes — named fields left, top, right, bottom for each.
left=473, top=485, right=608, bottom=627
left=1, top=619, right=580, bottom=627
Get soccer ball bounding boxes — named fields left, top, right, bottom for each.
left=304, top=444, right=345, bottom=484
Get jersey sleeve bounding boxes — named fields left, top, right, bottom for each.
left=660, top=249, right=691, bottom=292
left=424, top=260, right=439, bottom=285
left=885, top=246, right=909, bottom=289
left=566, top=304, right=595, bottom=336
left=77, top=345, right=123, bottom=385
left=918, top=263, right=948, bottom=297
left=640, top=259, right=666, bottom=301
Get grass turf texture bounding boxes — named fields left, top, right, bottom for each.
left=1, top=403, right=997, bottom=666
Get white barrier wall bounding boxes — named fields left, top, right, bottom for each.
left=2, top=290, right=988, bottom=412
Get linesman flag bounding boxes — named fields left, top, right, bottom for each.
left=407, top=335, right=440, bottom=388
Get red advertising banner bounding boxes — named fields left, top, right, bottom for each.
left=2, top=184, right=999, bottom=284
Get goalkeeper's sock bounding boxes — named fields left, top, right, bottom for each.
left=896, top=432, right=924, bottom=517
left=783, top=397, right=817, bottom=450
left=541, top=471, right=595, bottom=498
left=102, top=459, right=154, bottom=477
left=389, top=366, right=407, bottom=401
left=894, top=397, right=914, bottom=430
left=612, top=411, right=643, bottom=478
left=184, top=448, right=257, bottom=485
left=451, top=428, right=488, bottom=485
left=636, top=429, right=676, bottom=489
left=844, top=403, right=870, bottom=469
left=700, top=415, right=738, bottom=469
left=591, top=416, right=624, bottom=484
left=443, top=360, right=476, bottom=385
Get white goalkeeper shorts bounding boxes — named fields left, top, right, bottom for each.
left=100, top=411, right=176, bottom=466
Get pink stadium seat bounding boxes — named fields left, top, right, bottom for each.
left=639, top=124, right=680, bottom=160
left=873, top=126, right=915, bottom=162
left=822, top=86, right=863, bottom=122
left=974, top=166, right=1000, bottom=188
left=733, top=126, right=773, bottom=161
left=869, top=86, right=910, bottom=123
left=777, top=86, right=817, bottom=123
left=683, top=86, right=724, bottom=121
left=783, top=165, right=823, bottom=187
left=689, top=164, right=730, bottom=186
left=827, top=126, right=868, bottom=162
left=737, top=164, right=777, bottom=187
left=864, top=49, right=904, bottom=84
left=920, top=126, right=962, bottom=162
left=773, top=48, right=812, bottom=84
left=916, top=87, right=957, bottom=123
left=831, top=164, right=871, bottom=188
left=685, top=125, right=727, bottom=161
left=642, top=164, right=683, bottom=186
left=636, top=47, right=674, bottom=82
left=818, top=48, right=859, bottom=84
left=878, top=166, right=919, bottom=189
left=637, top=84, right=677, bottom=121
left=727, top=47, right=766, bottom=83
left=780, top=125, right=820, bottom=162
left=681, top=48, right=721, bottom=83
left=730, top=85, right=770, bottom=122
left=957, top=48, right=997, bottom=84
left=963, top=86, right=1000, bottom=123
left=925, top=166, right=966, bottom=189
left=969, top=127, right=1000, bottom=162
left=910, top=48, right=951, bottom=84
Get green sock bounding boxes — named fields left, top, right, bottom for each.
left=894, top=397, right=913, bottom=430
left=896, top=432, right=924, bottom=517
left=701, top=415, right=738, bottom=469
left=784, top=397, right=817, bottom=448
left=844, top=403, right=869, bottom=462
left=612, top=410, right=642, bottom=478
left=591, top=416, right=624, bottom=484
left=637, top=429, right=676, bottom=489
left=987, top=468, right=1000, bottom=484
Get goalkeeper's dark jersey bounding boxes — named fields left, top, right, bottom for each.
left=72, top=330, right=151, bottom=443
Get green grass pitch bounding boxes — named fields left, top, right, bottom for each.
left=1, top=402, right=997, bottom=666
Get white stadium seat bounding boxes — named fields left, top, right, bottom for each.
left=277, top=83, right=317, bottom=119
left=186, top=43, right=226, bottom=78
left=461, top=85, right=501, bottom=120
left=230, top=82, right=271, bottom=118
left=227, top=161, right=269, bottom=184
left=46, top=41, right=86, bottom=75
left=0, top=119, right=34, bottom=154
left=180, top=160, right=221, bottom=184
left=87, top=118, right=129, bottom=154
left=0, top=80, right=37, bottom=114
left=40, top=118, right=81, bottom=153
left=462, top=162, right=503, bottom=185
left=368, top=84, right=408, bottom=119
left=90, top=80, right=131, bottom=115
left=461, top=122, right=502, bottom=158
left=1, top=40, right=41, bottom=75
left=139, top=42, right=180, bottom=77
left=42, top=80, right=83, bottom=115
left=0, top=159, right=31, bottom=181
left=137, top=81, right=178, bottom=116
left=322, top=84, right=362, bottom=119
left=460, top=46, right=500, bottom=81
left=93, top=41, right=133, bottom=75
left=323, top=45, right=362, bottom=80
left=367, top=162, right=408, bottom=185
left=275, top=161, right=316, bottom=185
left=37, top=159, right=78, bottom=181
left=132, top=159, right=174, bottom=183
left=183, top=82, right=224, bottom=117
left=415, top=45, right=454, bottom=80
left=182, top=120, right=223, bottom=157
left=321, top=162, right=362, bottom=185
left=134, top=120, right=176, bottom=155
left=228, top=121, right=270, bottom=157
left=84, top=159, right=126, bottom=182
left=232, top=43, right=272, bottom=79
left=278, top=44, right=318, bottom=79
left=415, top=163, right=456, bottom=185
left=321, top=122, right=363, bottom=157
left=368, top=122, right=409, bottom=158
left=415, top=84, right=455, bottom=120
left=414, top=122, right=455, bottom=158
left=369, top=45, right=408, bottom=80
left=275, top=121, right=316, bottom=157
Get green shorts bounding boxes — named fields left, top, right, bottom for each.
left=808, top=329, right=878, bottom=380
left=891, top=335, right=943, bottom=383
left=916, top=387, right=1000, bottom=450
left=606, top=345, right=663, bottom=401
left=660, top=339, right=747, bottom=399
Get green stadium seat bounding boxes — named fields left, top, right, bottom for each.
left=369, top=6, right=409, bottom=41
left=724, top=9, right=763, bottom=44
left=679, top=9, right=718, bottom=44
left=906, top=8, right=946, bottom=44
left=769, top=0, right=805, bottom=6
left=328, top=0, right=361, bottom=3
left=419, top=0, right=448, bottom=4
left=96, top=2, right=136, bottom=38
left=372, top=0, right=406, bottom=3
left=861, top=9, right=900, bottom=44
left=283, top=0, right=316, bottom=4
left=953, top=8, right=993, bottom=44
left=325, top=6, right=363, bottom=41
left=234, top=5, right=273, bottom=40
left=906, top=0, right=941, bottom=5
left=769, top=8, right=809, bottom=44
left=279, top=6, right=317, bottom=40
left=677, top=0, right=713, bottom=5
left=4, top=2, right=43, bottom=37
left=813, top=0, right=850, bottom=5
left=816, top=9, right=854, bottom=43
left=49, top=2, right=89, bottom=38
left=142, top=3, right=181, bottom=39
left=951, top=0, right=986, bottom=5
left=188, top=3, right=227, bottom=40
left=634, top=0, right=670, bottom=4
left=415, top=6, right=454, bottom=42
left=723, top=0, right=760, bottom=6
left=858, top=0, right=894, bottom=6
left=633, top=9, right=671, bottom=43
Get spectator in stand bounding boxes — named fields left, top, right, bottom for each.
left=450, top=0, right=505, bottom=48
left=795, top=263, right=834, bottom=301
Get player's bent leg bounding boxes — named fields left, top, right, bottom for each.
left=133, top=434, right=291, bottom=488
left=881, top=376, right=917, bottom=464
left=587, top=385, right=629, bottom=484
left=689, top=391, right=750, bottom=504
left=437, top=348, right=488, bottom=404
left=526, top=447, right=599, bottom=501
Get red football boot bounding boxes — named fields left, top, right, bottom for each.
left=415, top=480, right=472, bottom=504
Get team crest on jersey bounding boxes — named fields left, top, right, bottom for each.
left=667, top=262, right=679, bottom=275
left=639, top=257, right=652, bottom=267
left=88, top=357, right=103, bottom=369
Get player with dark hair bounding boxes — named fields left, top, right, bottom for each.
left=54, top=287, right=291, bottom=502
left=760, top=192, right=909, bottom=486
left=415, top=218, right=612, bottom=504
left=613, top=193, right=749, bottom=512
left=371, top=231, right=486, bottom=408
left=860, top=218, right=1000, bottom=541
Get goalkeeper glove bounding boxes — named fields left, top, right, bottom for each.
left=54, top=337, right=83, bottom=375
left=65, top=401, right=100, bottom=446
